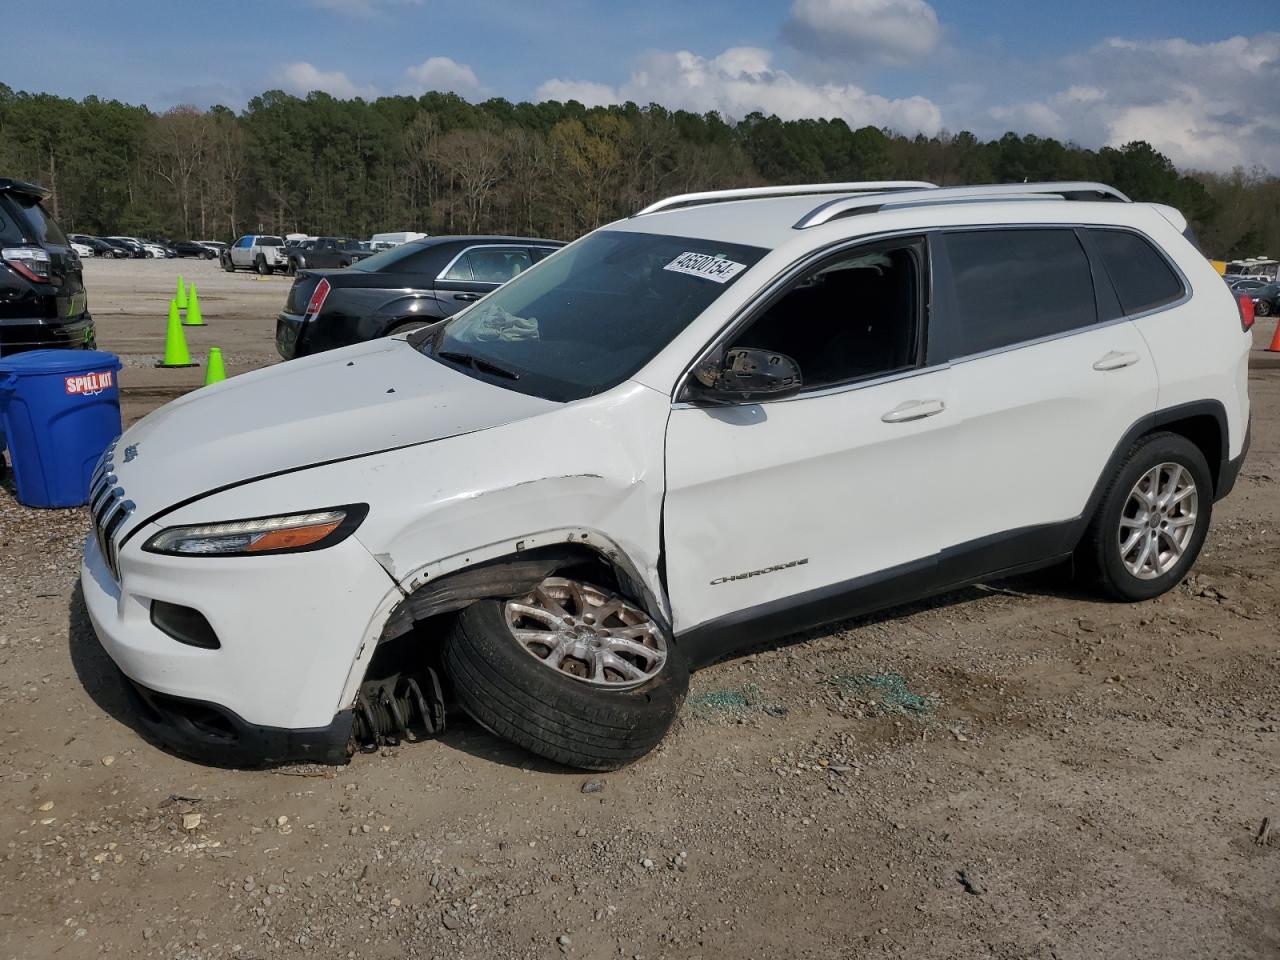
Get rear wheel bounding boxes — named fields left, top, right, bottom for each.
left=1258, top=299, right=1274, bottom=317
left=444, top=577, right=688, bottom=770
left=255, top=255, right=272, bottom=275
left=1077, top=432, right=1212, bottom=601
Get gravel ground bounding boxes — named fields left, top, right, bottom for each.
left=0, top=258, right=1278, bottom=959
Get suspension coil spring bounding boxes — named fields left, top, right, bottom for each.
left=352, top=669, right=446, bottom=752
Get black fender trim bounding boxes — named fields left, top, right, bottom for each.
left=1080, top=400, right=1229, bottom=520
left=376, top=542, right=672, bottom=647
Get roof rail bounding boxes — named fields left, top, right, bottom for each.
left=793, top=181, right=1131, bottom=229
left=634, top=181, right=937, bottom=217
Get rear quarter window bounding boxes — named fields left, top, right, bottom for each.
left=943, top=228, right=1098, bottom=356
left=6, top=196, right=69, bottom=246
left=0, top=201, right=25, bottom=244
left=1088, top=229, right=1185, bottom=316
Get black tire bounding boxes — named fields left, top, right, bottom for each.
left=1077, top=431, right=1213, bottom=602
left=444, top=592, right=688, bottom=770
left=386, top=318, right=433, bottom=338
left=287, top=259, right=299, bottom=276
left=222, top=255, right=235, bottom=272
left=255, top=255, right=272, bottom=276
left=1258, top=299, right=1274, bottom=317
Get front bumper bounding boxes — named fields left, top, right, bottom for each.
left=121, top=675, right=353, bottom=767
left=81, top=526, right=396, bottom=765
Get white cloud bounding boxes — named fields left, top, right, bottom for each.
left=401, top=57, right=485, bottom=98
left=538, top=46, right=942, bottom=135
left=535, top=79, right=618, bottom=107
left=783, top=0, right=941, bottom=64
left=978, top=33, right=1280, bottom=172
left=275, top=62, right=377, bottom=99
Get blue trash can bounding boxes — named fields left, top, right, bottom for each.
left=0, top=350, right=124, bottom=508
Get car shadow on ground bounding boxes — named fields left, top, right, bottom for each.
left=66, top=579, right=162, bottom=749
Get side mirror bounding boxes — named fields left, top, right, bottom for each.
left=690, top=347, right=803, bottom=402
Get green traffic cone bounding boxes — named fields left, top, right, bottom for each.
left=184, top=282, right=205, bottom=326
left=204, top=347, right=226, bottom=386
left=175, top=275, right=188, bottom=309
left=156, top=299, right=197, bottom=368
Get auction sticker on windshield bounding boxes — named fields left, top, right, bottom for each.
left=664, top=252, right=747, bottom=283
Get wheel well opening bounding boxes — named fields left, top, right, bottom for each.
left=1152, top=414, right=1222, bottom=493
left=373, top=544, right=641, bottom=657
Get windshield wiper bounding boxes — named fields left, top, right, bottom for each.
left=437, top=349, right=521, bottom=381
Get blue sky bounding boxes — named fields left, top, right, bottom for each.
left=8, top=0, right=1279, bottom=172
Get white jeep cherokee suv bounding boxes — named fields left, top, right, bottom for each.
left=82, top=181, right=1252, bottom=769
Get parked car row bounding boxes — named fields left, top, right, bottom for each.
left=1225, top=275, right=1280, bottom=316
left=65, top=234, right=226, bottom=261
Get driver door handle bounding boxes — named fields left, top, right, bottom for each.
left=1092, top=350, right=1141, bottom=371
left=453, top=292, right=481, bottom=302
left=881, top=398, right=946, bottom=423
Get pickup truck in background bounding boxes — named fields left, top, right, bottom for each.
left=286, top=237, right=373, bottom=274
left=221, top=235, right=288, bottom=274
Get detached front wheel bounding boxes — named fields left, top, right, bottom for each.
left=444, top=577, right=687, bottom=770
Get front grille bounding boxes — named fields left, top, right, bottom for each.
left=88, top=440, right=133, bottom=581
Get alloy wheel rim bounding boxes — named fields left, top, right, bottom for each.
left=1118, top=461, right=1198, bottom=580
left=504, top=577, right=667, bottom=688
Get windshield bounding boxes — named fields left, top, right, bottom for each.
left=422, top=230, right=767, bottom=402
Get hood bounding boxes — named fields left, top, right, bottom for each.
left=113, top=338, right=558, bottom=527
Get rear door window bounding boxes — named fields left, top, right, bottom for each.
left=1088, top=228, right=1185, bottom=316
left=440, top=247, right=535, bottom=282
left=943, top=228, right=1097, bottom=356
left=466, top=247, right=532, bottom=283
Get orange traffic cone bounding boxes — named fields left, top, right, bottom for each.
left=1268, top=319, right=1280, bottom=353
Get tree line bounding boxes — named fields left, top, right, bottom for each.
left=1, top=82, right=1277, bottom=259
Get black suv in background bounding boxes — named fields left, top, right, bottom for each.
left=172, top=240, right=218, bottom=259
left=276, top=235, right=562, bottom=359
left=0, top=178, right=93, bottom=355
left=285, top=237, right=374, bottom=274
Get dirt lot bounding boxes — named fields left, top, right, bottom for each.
left=1, top=257, right=1279, bottom=959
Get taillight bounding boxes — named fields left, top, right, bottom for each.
left=2, top=247, right=51, bottom=283
left=1237, top=294, right=1255, bottom=332
left=305, top=278, right=331, bottom=317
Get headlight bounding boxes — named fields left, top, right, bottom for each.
left=143, top=505, right=368, bottom=557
